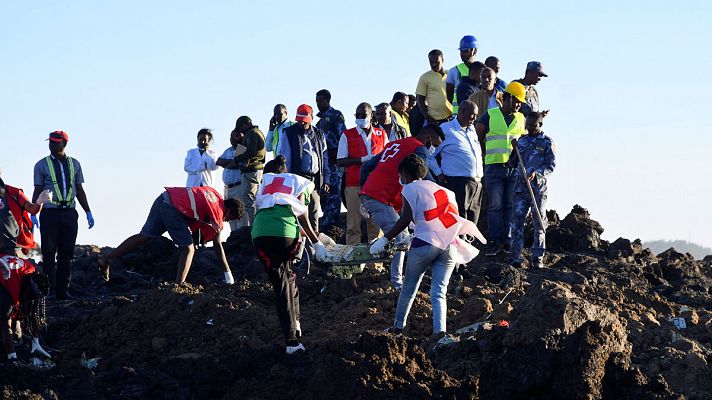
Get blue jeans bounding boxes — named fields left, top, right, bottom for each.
left=360, top=195, right=406, bottom=289
left=485, top=163, right=516, bottom=246
left=394, top=243, right=455, bottom=333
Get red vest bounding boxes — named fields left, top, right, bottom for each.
left=343, top=127, right=387, bottom=187
left=0, top=254, right=36, bottom=310
left=360, top=137, right=425, bottom=212
left=4, top=186, right=36, bottom=253
left=165, top=187, right=224, bottom=243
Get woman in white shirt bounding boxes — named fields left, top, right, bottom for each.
left=184, top=128, right=219, bottom=187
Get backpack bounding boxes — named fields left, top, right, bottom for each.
left=4, top=185, right=36, bottom=254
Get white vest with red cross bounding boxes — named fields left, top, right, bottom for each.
left=256, top=173, right=314, bottom=217
left=343, top=127, right=388, bottom=187
left=400, top=180, right=486, bottom=264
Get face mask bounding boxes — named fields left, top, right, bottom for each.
left=355, top=119, right=370, bottom=129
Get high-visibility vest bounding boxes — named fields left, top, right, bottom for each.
left=271, top=121, right=293, bottom=153
left=343, top=127, right=387, bottom=187
left=484, top=107, right=525, bottom=165
left=45, top=156, right=76, bottom=208
left=391, top=111, right=411, bottom=135
left=451, top=63, right=470, bottom=114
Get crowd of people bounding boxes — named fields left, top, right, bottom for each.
left=0, top=34, right=556, bottom=357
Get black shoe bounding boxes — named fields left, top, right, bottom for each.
left=531, top=258, right=544, bottom=269
left=499, top=244, right=511, bottom=255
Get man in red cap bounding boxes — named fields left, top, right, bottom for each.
left=276, top=104, right=330, bottom=230
left=32, top=131, right=93, bottom=300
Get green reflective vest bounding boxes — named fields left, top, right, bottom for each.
left=451, top=63, right=470, bottom=114
left=45, top=156, right=76, bottom=207
left=271, top=121, right=293, bottom=153
left=484, top=108, right=525, bottom=165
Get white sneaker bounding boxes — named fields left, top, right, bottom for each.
left=286, top=343, right=305, bottom=355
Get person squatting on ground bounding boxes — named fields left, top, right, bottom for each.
left=184, top=128, right=218, bottom=188
left=97, top=186, right=242, bottom=284
left=475, top=82, right=527, bottom=256
left=32, top=130, right=94, bottom=300
left=509, top=111, right=556, bottom=269
left=251, top=156, right=332, bottom=355
left=370, top=155, right=485, bottom=335
left=0, top=178, right=52, bottom=360
left=360, top=125, right=443, bottom=290
left=337, top=102, right=388, bottom=245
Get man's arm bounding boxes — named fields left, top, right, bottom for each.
left=539, top=138, right=556, bottom=177
left=416, top=95, right=433, bottom=123
left=75, top=183, right=91, bottom=213
left=360, top=151, right=383, bottom=186
left=383, top=199, right=413, bottom=241
left=264, top=129, right=275, bottom=152
left=427, top=143, right=444, bottom=177
left=415, top=146, right=435, bottom=182
left=335, top=133, right=362, bottom=167
left=446, top=83, right=455, bottom=104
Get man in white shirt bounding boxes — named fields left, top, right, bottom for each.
left=336, top=103, right=388, bottom=245
left=184, top=128, right=218, bottom=188
left=427, top=100, right=483, bottom=224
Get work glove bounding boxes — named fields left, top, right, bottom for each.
left=36, top=190, right=53, bottom=205
left=312, top=241, right=328, bottom=262
left=224, top=271, right=235, bottom=285
left=359, top=204, right=370, bottom=219
left=318, top=233, right=336, bottom=246
left=369, top=237, right=389, bottom=256
left=31, top=215, right=40, bottom=230
left=86, top=212, right=95, bottom=229
left=31, top=338, right=51, bottom=359
left=360, top=154, right=373, bottom=163
left=0, top=258, right=10, bottom=280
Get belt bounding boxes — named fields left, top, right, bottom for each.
left=226, top=182, right=241, bottom=189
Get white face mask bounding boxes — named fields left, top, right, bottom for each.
left=355, top=118, right=370, bottom=129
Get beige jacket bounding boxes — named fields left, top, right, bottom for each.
left=469, top=90, right=504, bottom=119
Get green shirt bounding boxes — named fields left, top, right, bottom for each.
left=251, top=205, right=299, bottom=239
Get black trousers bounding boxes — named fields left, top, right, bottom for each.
left=444, top=176, right=483, bottom=225
left=39, top=208, right=78, bottom=296
left=253, top=236, right=301, bottom=344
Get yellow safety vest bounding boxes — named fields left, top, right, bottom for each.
left=45, top=156, right=76, bottom=207
left=451, top=63, right=470, bottom=114
left=392, top=111, right=410, bottom=135
left=271, top=121, right=293, bottom=152
left=484, top=108, right=525, bottom=165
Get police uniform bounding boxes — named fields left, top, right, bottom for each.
left=509, top=132, right=556, bottom=264
left=315, top=107, right=346, bottom=229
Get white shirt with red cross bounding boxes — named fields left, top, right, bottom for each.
left=401, top=180, right=485, bottom=263
left=255, top=173, right=314, bottom=217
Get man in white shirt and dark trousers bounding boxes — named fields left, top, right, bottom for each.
left=427, top=100, right=483, bottom=225
left=184, top=128, right=218, bottom=188
left=217, top=129, right=243, bottom=231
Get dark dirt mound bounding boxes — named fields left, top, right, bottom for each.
left=1, top=205, right=710, bottom=399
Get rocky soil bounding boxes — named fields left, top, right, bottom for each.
left=0, top=205, right=710, bottom=399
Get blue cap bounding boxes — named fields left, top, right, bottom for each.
left=526, top=61, right=548, bottom=77
left=458, top=35, right=479, bottom=50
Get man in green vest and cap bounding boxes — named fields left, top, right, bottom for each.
left=475, top=82, right=527, bottom=256
left=446, top=35, right=479, bottom=115
left=32, top=130, right=94, bottom=300
left=265, top=104, right=293, bottom=156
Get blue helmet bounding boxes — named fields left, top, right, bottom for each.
left=458, top=35, right=479, bottom=50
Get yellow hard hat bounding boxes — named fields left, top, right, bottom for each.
left=505, top=82, right=527, bottom=103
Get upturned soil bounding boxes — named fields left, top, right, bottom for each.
left=1, top=205, right=710, bottom=399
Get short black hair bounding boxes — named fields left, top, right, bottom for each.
left=484, top=56, right=499, bottom=67
left=316, top=89, right=331, bottom=101
left=391, top=92, right=407, bottom=104
left=398, top=154, right=428, bottom=181
left=274, top=104, right=287, bottom=112
left=428, top=49, right=443, bottom=58
left=264, top=155, right=288, bottom=174
left=235, top=116, right=252, bottom=127
left=408, top=94, right=416, bottom=103
left=197, top=128, right=213, bottom=139
left=527, top=110, right=549, bottom=122
left=375, top=102, right=390, bottom=112
left=470, top=61, right=485, bottom=75
left=356, top=102, right=372, bottom=113
left=420, top=124, right=445, bottom=140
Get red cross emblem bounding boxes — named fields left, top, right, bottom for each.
left=424, top=190, right=458, bottom=228
left=263, top=177, right=292, bottom=195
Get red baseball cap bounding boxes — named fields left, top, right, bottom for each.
left=295, top=104, right=313, bottom=123
left=47, top=130, right=69, bottom=143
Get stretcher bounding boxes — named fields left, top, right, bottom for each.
left=320, top=242, right=407, bottom=279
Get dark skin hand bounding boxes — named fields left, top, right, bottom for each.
left=217, top=130, right=242, bottom=169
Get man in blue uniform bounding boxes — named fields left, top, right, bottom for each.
left=315, top=89, right=346, bottom=231
left=509, top=111, right=555, bottom=269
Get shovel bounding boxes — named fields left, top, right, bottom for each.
left=511, top=139, right=546, bottom=231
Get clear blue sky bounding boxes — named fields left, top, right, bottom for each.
left=2, top=1, right=711, bottom=250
